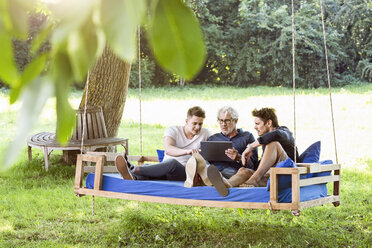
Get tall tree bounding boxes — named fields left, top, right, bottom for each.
left=79, top=46, right=130, bottom=137
left=0, top=0, right=206, bottom=167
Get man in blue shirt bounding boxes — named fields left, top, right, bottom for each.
left=184, top=106, right=258, bottom=188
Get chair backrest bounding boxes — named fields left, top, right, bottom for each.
left=71, top=106, right=108, bottom=141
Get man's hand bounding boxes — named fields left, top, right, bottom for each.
left=241, top=147, right=252, bottom=166
left=225, top=148, right=240, bottom=162
left=187, top=148, right=200, bottom=155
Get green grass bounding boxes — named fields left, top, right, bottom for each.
left=1, top=85, right=372, bottom=247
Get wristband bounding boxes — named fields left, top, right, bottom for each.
left=246, top=144, right=252, bottom=151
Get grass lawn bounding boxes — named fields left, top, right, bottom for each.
left=0, top=85, right=371, bottom=247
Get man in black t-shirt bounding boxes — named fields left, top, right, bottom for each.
left=208, top=107, right=299, bottom=195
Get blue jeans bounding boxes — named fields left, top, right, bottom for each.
left=133, top=159, right=186, bottom=181
left=212, top=164, right=238, bottom=179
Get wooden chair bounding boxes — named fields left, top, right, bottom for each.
left=27, top=107, right=128, bottom=171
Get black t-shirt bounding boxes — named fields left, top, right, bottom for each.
left=257, top=126, right=300, bottom=162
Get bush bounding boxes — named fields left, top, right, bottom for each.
left=356, top=59, right=372, bottom=83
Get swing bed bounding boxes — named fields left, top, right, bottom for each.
left=73, top=0, right=341, bottom=215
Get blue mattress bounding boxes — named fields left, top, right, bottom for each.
left=86, top=173, right=328, bottom=203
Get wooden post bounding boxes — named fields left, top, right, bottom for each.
left=333, top=168, right=341, bottom=207
left=291, top=168, right=300, bottom=210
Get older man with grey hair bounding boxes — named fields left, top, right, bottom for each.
left=184, top=106, right=258, bottom=190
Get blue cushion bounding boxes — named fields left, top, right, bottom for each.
left=299, top=141, right=321, bottom=163
left=266, top=158, right=296, bottom=191
left=156, top=149, right=165, bottom=162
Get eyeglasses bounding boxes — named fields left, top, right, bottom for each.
left=218, top=119, right=233, bottom=125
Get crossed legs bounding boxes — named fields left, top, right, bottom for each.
left=228, top=141, right=288, bottom=187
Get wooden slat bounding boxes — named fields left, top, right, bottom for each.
left=86, top=152, right=159, bottom=164
left=84, top=166, right=118, bottom=173
left=74, top=155, right=84, bottom=192
left=87, top=112, right=93, bottom=139
left=93, top=155, right=106, bottom=190
left=291, top=169, right=300, bottom=207
left=98, top=110, right=108, bottom=138
left=270, top=170, right=278, bottom=203
left=299, top=195, right=340, bottom=209
left=95, top=112, right=104, bottom=138
left=75, top=188, right=272, bottom=209
left=91, top=113, right=99, bottom=139
left=269, top=202, right=296, bottom=210
left=87, top=152, right=120, bottom=162
left=77, top=112, right=82, bottom=140
left=297, top=163, right=341, bottom=173
left=334, top=169, right=340, bottom=197
left=299, top=175, right=340, bottom=187
left=270, top=167, right=307, bottom=175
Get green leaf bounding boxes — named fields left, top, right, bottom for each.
left=49, top=49, right=75, bottom=144
left=55, top=80, right=76, bottom=144
left=50, top=46, right=73, bottom=87
left=9, top=53, right=49, bottom=103
left=147, top=0, right=206, bottom=80
left=0, top=0, right=13, bottom=31
left=48, top=0, right=97, bottom=45
left=67, top=30, right=91, bottom=81
left=0, top=28, right=19, bottom=87
left=237, top=208, right=244, bottom=217
left=0, top=0, right=35, bottom=38
left=2, top=76, right=53, bottom=168
left=30, top=23, right=53, bottom=55
left=101, top=0, right=146, bottom=61
left=67, top=18, right=103, bottom=82
left=8, top=0, right=28, bottom=38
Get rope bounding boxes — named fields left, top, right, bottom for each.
left=138, top=25, right=143, bottom=157
left=80, top=71, right=90, bottom=154
left=319, top=0, right=339, bottom=164
left=291, top=0, right=297, bottom=163
left=92, top=195, right=95, bottom=216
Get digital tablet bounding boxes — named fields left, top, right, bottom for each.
left=200, top=141, right=233, bottom=162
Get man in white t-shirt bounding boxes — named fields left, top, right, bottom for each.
left=115, top=106, right=211, bottom=181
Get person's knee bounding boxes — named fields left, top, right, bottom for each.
left=237, top=168, right=253, bottom=178
left=266, top=141, right=281, bottom=149
left=263, top=141, right=284, bottom=156
left=163, top=159, right=177, bottom=166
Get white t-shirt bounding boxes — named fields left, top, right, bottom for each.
left=163, top=126, right=211, bottom=166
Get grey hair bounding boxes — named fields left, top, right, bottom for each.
left=217, top=106, right=239, bottom=119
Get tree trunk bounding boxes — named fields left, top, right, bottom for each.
left=79, top=46, right=131, bottom=137
left=63, top=46, right=130, bottom=163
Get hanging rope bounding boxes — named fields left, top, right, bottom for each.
left=291, top=0, right=297, bottom=163
left=80, top=70, right=90, bottom=154
left=138, top=25, right=143, bottom=157
left=92, top=195, right=95, bottom=216
left=319, top=0, right=339, bottom=164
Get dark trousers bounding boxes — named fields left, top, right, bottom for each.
left=133, top=159, right=186, bottom=181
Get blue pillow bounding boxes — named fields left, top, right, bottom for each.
left=299, top=141, right=321, bottom=163
left=156, top=149, right=165, bottom=162
left=266, top=158, right=296, bottom=191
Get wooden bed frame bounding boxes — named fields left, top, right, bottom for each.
left=74, top=153, right=340, bottom=214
